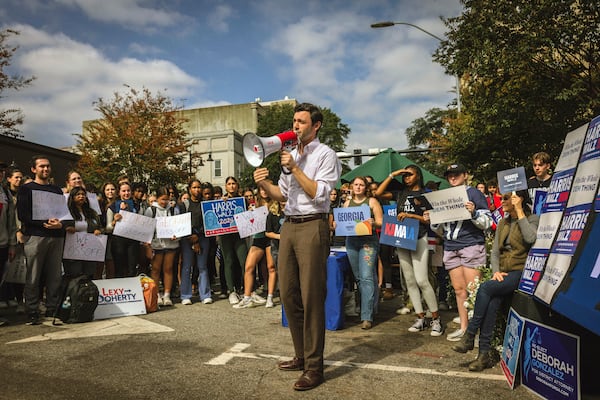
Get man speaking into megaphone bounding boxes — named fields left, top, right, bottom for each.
left=253, top=103, right=341, bottom=391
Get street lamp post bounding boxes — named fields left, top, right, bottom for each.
left=371, top=21, right=461, bottom=113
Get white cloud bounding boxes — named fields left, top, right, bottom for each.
left=1, top=24, right=203, bottom=147
left=56, top=0, right=191, bottom=31
left=206, top=4, right=236, bottom=33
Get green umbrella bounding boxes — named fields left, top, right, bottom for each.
left=339, top=148, right=449, bottom=190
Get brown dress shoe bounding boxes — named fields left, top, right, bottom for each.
left=293, top=370, right=324, bottom=391
left=361, top=320, right=372, bottom=330
left=277, top=357, right=304, bottom=371
left=382, top=288, right=394, bottom=300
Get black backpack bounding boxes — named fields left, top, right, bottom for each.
left=54, top=275, right=99, bottom=324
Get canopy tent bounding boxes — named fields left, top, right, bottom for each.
left=339, top=148, right=449, bottom=191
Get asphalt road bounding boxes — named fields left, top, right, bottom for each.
left=0, top=293, right=539, bottom=400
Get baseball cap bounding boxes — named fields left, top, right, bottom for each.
left=444, top=163, right=466, bottom=176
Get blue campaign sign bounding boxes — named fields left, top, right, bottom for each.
left=383, top=204, right=397, bottom=218
left=550, top=204, right=590, bottom=256
left=497, top=166, right=528, bottom=194
left=500, top=308, right=525, bottom=389
left=518, top=248, right=548, bottom=296
left=541, top=169, right=574, bottom=213
left=201, top=197, right=246, bottom=237
left=379, top=213, right=419, bottom=251
left=333, top=205, right=372, bottom=236
left=580, top=114, right=600, bottom=163
left=551, top=213, right=600, bottom=336
left=521, top=319, right=580, bottom=400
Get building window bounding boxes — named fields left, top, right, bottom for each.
left=214, top=159, right=222, bottom=177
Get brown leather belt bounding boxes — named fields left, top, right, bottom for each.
left=285, top=213, right=328, bottom=224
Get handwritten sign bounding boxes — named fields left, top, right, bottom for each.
left=423, top=186, right=471, bottom=225
left=92, top=277, right=146, bottom=320
left=497, top=166, right=528, bottom=194
left=234, top=206, right=268, bottom=239
left=113, top=210, right=156, bottom=243
left=379, top=213, right=419, bottom=250
left=333, top=205, right=372, bottom=236
left=32, top=190, right=70, bottom=220
left=156, top=212, right=191, bottom=239
left=201, top=197, right=246, bottom=237
left=63, top=232, right=107, bottom=262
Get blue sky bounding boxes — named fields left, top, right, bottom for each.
left=0, top=0, right=463, bottom=153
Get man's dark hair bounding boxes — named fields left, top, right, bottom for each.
left=30, top=155, right=50, bottom=169
left=294, top=102, right=323, bottom=131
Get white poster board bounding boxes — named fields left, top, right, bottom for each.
left=93, top=277, right=147, bottom=320
left=63, top=232, right=107, bottom=262
left=423, top=186, right=471, bottom=225
left=112, top=210, right=156, bottom=243
left=32, top=190, right=71, bottom=220
left=233, top=206, right=268, bottom=239
left=156, top=212, right=192, bottom=239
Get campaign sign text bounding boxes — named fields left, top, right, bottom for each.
left=234, top=205, right=268, bottom=239
left=201, top=197, right=246, bottom=237
left=521, top=319, right=580, bottom=400
left=92, top=277, right=146, bottom=320
left=112, top=210, right=156, bottom=243
left=497, top=166, right=528, bottom=194
left=63, top=232, right=107, bottom=262
left=379, top=213, right=418, bottom=250
left=333, top=205, right=372, bottom=236
left=518, top=248, right=548, bottom=296
left=423, top=186, right=471, bottom=225
left=156, top=212, right=191, bottom=238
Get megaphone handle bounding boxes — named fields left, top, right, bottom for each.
left=281, top=163, right=292, bottom=175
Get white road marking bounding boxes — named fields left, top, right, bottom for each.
left=206, top=342, right=506, bottom=381
left=6, top=316, right=174, bottom=344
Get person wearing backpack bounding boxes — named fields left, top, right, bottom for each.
left=63, top=187, right=104, bottom=279
left=144, top=187, right=180, bottom=307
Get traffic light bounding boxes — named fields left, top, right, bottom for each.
left=353, top=149, right=362, bottom=165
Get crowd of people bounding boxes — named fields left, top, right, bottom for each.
left=0, top=102, right=553, bottom=388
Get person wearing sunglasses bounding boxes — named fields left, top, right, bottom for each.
left=452, top=190, right=538, bottom=371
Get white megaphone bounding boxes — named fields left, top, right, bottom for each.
left=242, top=131, right=298, bottom=167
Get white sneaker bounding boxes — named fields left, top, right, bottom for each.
left=181, top=299, right=192, bottom=305
left=430, top=318, right=444, bottom=337
left=452, top=316, right=461, bottom=324
left=202, top=298, right=213, bottom=304
left=157, top=295, right=164, bottom=306
left=266, top=297, right=274, bottom=308
left=396, top=307, right=411, bottom=315
left=228, top=292, right=240, bottom=305
left=447, top=328, right=465, bottom=342
left=251, top=292, right=266, bottom=304
left=162, top=294, right=173, bottom=306
left=233, top=298, right=254, bottom=309
left=408, top=318, right=427, bottom=332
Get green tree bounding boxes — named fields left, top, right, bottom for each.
left=432, top=0, right=600, bottom=179
left=0, top=29, right=35, bottom=138
left=76, top=86, right=189, bottom=189
left=239, top=103, right=350, bottom=188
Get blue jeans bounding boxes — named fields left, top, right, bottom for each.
left=345, top=236, right=379, bottom=322
left=180, top=236, right=211, bottom=301
left=467, top=270, right=521, bottom=352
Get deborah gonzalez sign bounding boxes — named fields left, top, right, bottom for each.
left=92, top=277, right=146, bottom=320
